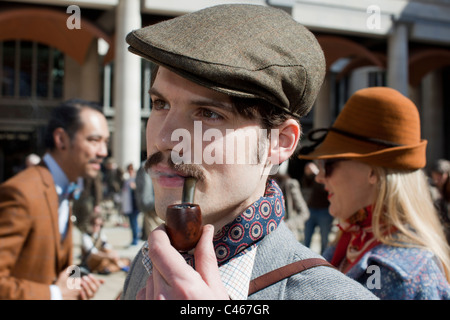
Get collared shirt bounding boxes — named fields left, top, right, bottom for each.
left=141, top=242, right=258, bottom=300
left=43, top=153, right=71, bottom=239
left=42, top=153, right=72, bottom=300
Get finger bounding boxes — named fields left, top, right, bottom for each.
left=80, top=277, right=93, bottom=299
left=193, top=224, right=217, bottom=283
left=136, top=287, right=146, bottom=300
left=194, top=225, right=228, bottom=298
left=148, top=225, right=191, bottom=281
left=135, top=272, right=155, bottom=300
left=80, top=275, right=97, bottom=299
left=151, top=266, right=168, bottom=300
left=88, top=273, right=105, bottom=285
left=79, top=289, right=87, bottom=300
left=147, top=223, right=165, bottom=243
left=145, top=272, right=155, bottom=300
left=79, top=284, right=91, bottom=300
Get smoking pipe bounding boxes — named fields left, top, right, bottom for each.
left=165, top=177, right=202, bottom=252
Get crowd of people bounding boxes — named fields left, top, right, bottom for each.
left=0, top=4, right=449, bottom=300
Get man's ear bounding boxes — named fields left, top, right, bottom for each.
left=53, top=128, right=69, bottom=151
left=268, top=119, right=301, bottom=166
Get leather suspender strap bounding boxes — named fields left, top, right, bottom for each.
left=248, top=258, right=335, bottom=296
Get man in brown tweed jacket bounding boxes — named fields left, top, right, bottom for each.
left=0, top=99, right=108, bottom=299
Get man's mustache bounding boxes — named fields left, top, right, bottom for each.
left=144, top=151, right=205, bottom=181
left=88, top=158, right=105, bottom=165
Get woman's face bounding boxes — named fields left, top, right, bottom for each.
left=315, top=159, right=379, bottom=221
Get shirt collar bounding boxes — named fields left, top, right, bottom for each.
left=43, top=153, right=70, bottom=198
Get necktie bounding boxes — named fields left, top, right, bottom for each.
left=64, top=182, right=80, bottom=200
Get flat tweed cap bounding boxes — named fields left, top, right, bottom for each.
left=126, top=4, right=325, bottom=118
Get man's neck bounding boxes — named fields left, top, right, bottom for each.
left=208, top=178, right=269, bottom=232
left=47, top=150, right=76, bottom=182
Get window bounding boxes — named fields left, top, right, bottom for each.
left=368, top=70, right=386, bottom=87
left=0, top=40, right=64, bottom=100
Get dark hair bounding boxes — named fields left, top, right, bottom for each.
left=44, top=99, right=104, bottom=150
left=230, top=96, right=297, bottom=130
left=430, top=159, right=450, bottom=174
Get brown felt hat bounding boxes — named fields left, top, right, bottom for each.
left=126, top=4, right=325, bottom=118
left=299, top=87, right=427, bottom=170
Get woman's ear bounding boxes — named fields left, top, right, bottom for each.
left=368, top=167, right=378, bottom=185
left=53, top=128, right=69, bottom=151
left=267, top=119, right=301, bottom=166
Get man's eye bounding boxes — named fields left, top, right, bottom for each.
left=151, top=99, right=169, bottom=110
left=200, top=109, right=223, bottom=120
left=87, top=137, right=101, bottom=144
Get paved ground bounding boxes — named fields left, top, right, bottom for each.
left=72, top=216, right=329, bottom=300
left=72, top=216, right=145, bottom=300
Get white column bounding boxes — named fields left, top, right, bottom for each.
left=313, top=74, right=332, bottom=128
left=421, top=70, right=444, bottom=164
left=387, top=22, right=409, bottom=96
left=113, top=0, right=142, bottom=171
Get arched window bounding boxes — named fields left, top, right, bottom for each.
left=1, top=40, right=64, bottom=100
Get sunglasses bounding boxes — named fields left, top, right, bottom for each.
left=318, top=159, right=346, bottom=178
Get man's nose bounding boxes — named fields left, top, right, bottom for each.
left=98, top=139, right=109, bottom=158
left=153, top=111, right=193, bottom=155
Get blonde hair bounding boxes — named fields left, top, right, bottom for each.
left=372, top=167, right=450, bottom=281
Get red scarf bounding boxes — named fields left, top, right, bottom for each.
left=330, top=206, right=381, bottom=273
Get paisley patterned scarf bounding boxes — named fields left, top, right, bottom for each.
left=330, top=205, right=381, bottom=273
left=183, top=179, right=285, bottom=266
left=212, top=178, right=285, bottom=266
left=143, top=179, right=285, bottom=270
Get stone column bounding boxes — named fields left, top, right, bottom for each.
left=64, top=41, right=100, bottom=102
left=387, top=22, right=409, bottom=96
left=421, top=69, right=444, bottom=164
left=113, top=0, right=142, bottom=170
left=313, top=74, right=332, bottom=128
left=80, top=40, right=100, bottom=101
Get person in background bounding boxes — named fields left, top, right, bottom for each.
left=25, top=153, right=41, bottom=167
left=271, top=161, right=310, bottom=242
left=299, top=87, right=450, bottom=299
left=135, top=160, right=162, bottom=240
left=80, top=214, right=130, bottom=275
left=0, top=99, right=108, bottom=299
left=302, top=161, right=334, bottom=254
left=429, top=159, right=450, bottom=245
left=102, top=157, right=124, bottom=222
left=73, top=174, right=104, bottom=233
left=121, top=163, right=140, bottom=246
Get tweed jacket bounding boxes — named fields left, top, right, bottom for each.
left=0, top=165, right=73, bottom=299
left=323, top=244, right=450, bottom=299
left=121, top=222, right=377, bottom=300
